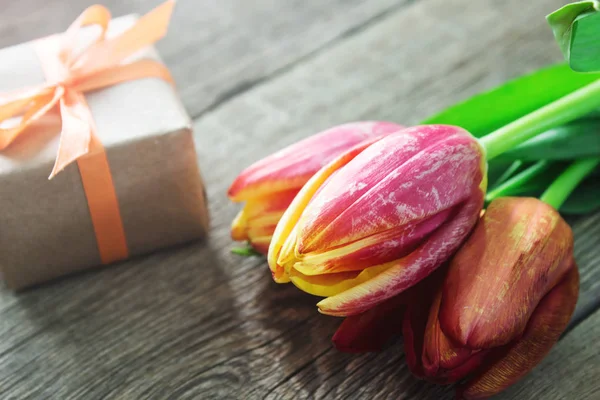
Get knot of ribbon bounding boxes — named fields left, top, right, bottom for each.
left=0, top=1, right=176, bottom=265
left=0, top=0, right=174, bottom=179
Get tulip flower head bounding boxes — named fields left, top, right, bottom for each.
left=404, top=197, right=579, bottom=399
left=228, top=122, right=403, bottom=254
left=268, top=125, right=487, bottom=317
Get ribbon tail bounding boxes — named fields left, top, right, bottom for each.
left=49, top=85, right=130, bottom=265
left=0, top=86, right=62, bottom=150
left=71, top=0, right=175, bottom=75
left=57, top=92, right=130, bottom=264
left=49, top=89, right=93, bottom=179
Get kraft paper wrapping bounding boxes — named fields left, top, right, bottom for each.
left=0, top=16, right=209, bottom=289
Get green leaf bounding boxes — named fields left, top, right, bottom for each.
left=231, top=243, right=262, bottom=257
left=487, top=160, right=516, bottom=187
left=486, top=161, right=551, bottom=202
left=491, top=160, right=524, bottom=187
left=541, top=158, right=600, bottom=210
left=547, top=1, right=600, bottom=72
left=561, top=173, right=600, bottom=214
left=421, top=63, right=600, bottom=138
left=492, top=164, right=600, bottom=215
left=504, top=163, right=570, bottom=194
left=498, top=118, right=600, bottom=161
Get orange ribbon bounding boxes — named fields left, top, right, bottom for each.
left=0, top=1, right=175, bottom=264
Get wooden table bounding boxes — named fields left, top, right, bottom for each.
left=1, top=0, right=599, bottom=398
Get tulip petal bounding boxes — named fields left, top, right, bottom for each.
left=231, top=190, right=298, bottom=235
left=439, top=197, right=574, bottom=350
left=423, top=291, right=477, bottom=380
left=333, top=291, right=408, bottom=353
left=403, top=267, right=448, bottom=378
left=289, top=261, right=395, bottom=297
left=317, top=194, right=483, bottom=317
left=246, top=237, right=272, bottom=255
left=403, top=303, right=428, bottom=379
left=231, top=188, right=299, bottom=254
left=292, top=208, right=453, bottom=276
left=268, top=137, right=384, bottom=282
left=404, top=267, right=489, bottom=385
left=439, top=350, right=489, bottom=386
left=246, top=221, right=279, bottom=240
left=228, top=122, right=402, bottom=201
left=297, top=125, right=485, bottom=255
left=421, top=290, right=489, bottom=384
left=231, top=209, right=250, bottom=242
left=458, top=263, right=579, bottom=400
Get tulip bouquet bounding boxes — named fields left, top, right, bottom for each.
left=227, top=2, right=600, bottom=399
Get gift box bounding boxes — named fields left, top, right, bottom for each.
left=0, top=2, right=209, bottom=289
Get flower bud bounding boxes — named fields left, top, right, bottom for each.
left=404, top=197, right=579, bottom=399
left=269, top=125, right=487, bottom=316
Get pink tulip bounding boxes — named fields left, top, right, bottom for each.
left=268, top=125, right=487, bottom=316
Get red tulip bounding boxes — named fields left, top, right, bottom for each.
left=404, top=197, right=579, bottom=399
left=331, top=272, right=438, bottom=353
left=228, top=122, right=403, bottom=254
left=268, top=125, right=487, bottom=316
left=332, top=291, right=408, bottom=353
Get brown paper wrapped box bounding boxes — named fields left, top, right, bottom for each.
left=0, top=16, right=209, bottom=290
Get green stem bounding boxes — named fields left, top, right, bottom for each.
left=492, top=160, right=524, bottom=187
left=481, top=79, right=600, bottom=159
left=486, top=160, right=550, bottom=202
left=540, top=158, right=600, bottom=209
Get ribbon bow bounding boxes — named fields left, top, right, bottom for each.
left=0, top=0, right=174, bottom=179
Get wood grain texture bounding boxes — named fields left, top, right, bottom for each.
left=498, top=308, right=600, bottom=400
left=0, top=0, right=599, bottom=399
left=568, top=213, right=600, bottom=330
left=0, top=0, right=411, bottom=118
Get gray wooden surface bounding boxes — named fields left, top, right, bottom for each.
left=0, top=0, right=599, bottom=399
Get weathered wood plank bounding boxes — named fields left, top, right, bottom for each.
left=568, top=213, right=600, bottom=330
left=261, top=340, right=454, bottom=400
left=0, top=0, right=410, bottom=118
left=0, top=0, right=598, bottom=399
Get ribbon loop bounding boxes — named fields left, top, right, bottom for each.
left=61, top=5, right=112, bottom=67
left=71, top=0, right=174, bottom=78
left=0, top=86, right=62, bottom=150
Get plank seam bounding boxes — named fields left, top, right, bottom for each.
left=189, top=0, right=420, bottom=122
